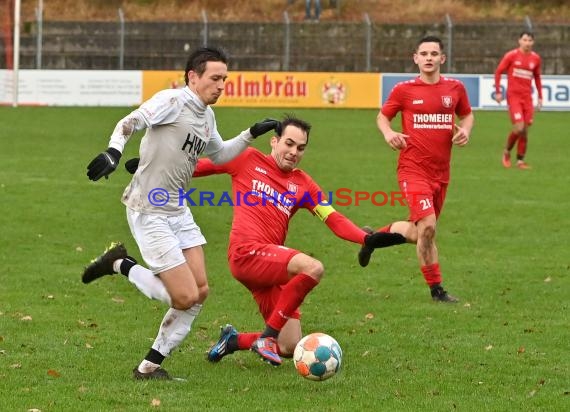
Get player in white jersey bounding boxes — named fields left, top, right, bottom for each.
left=82, top=47, right=278, bottom=379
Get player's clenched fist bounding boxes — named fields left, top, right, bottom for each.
left=87, top=148, right=122, bottom=181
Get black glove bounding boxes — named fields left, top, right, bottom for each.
left=249, top=118, right=280, bottom=138
left=125, top=158, right=140, bottom=174
left=86, top=148, right=122, bottom=181
left=359, top=231, right=407, bottom=268
left=364, top=231, right=406, bottom=249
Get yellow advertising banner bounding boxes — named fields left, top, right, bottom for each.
left=143, top=71, right=381, bottom=109
left=142, top=70, right=185, bottom=101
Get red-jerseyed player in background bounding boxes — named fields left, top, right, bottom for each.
left=358, top=35, right=474, bottom=303
left=197, top=115, right=406, bottom=366
left=494, top=31, right=542, bottom=170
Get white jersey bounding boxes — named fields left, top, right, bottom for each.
left=107, top=86, right=253, bottom=215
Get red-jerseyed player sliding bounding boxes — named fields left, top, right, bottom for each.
left=494, top=31, right=542, bottom=170
left=358, top=35, right=474, bottom=303
left=197, top=115, right=405, bottom=366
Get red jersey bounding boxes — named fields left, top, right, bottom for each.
left=381, top=76, right=472, bottom=182
left=194, top=148, right=347, bottom=254
left=494, top=48, right=542, bottom=99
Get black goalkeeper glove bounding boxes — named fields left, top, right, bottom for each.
left=249, top=118, right=280, bottom=138
left=86, top=148, right=122, bottom=181
left=125, top=158, right=140, bottom=174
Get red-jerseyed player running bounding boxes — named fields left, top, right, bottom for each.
left=358, top=36, right=474, bottom=303
left=494, top=31, right=542, bottom=170
left=198, top=115, right=405, bottom=366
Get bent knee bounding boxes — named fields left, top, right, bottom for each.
left=305, top=259, right=324, bottom=281
left=419, top=224, right=436, bottom=240
left=171, top=291, right=199, bottom=310
left=198, top=284, right=209, bottom=302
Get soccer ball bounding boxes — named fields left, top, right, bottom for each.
left=293, top=333, right=342, bottom=381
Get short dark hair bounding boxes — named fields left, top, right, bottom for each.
left=276, top=114, right=312, bottom=144
left=519, top=31, right=534, bottom=39
left=416, top=36, right=444, bottom=52
left=184, top=46, right=229, bottom=85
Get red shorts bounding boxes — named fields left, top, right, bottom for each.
left=507, top=94, right=534, bottom=125
left=229, top=242, right=302, bottom=321
left=399, top=177, right=447, bottom=222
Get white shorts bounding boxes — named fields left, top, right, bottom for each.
left=126, top=207, right=207, bottom=275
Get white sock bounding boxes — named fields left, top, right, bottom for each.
left=112, top=259, right=123, bottom=274
left=127, top=265, right=172, bottom=306
left=151, top=304, right=203, bottom=357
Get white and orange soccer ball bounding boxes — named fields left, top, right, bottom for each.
left=293, top=333, right=342, bottom=381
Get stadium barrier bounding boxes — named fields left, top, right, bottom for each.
left=1, top=70, right=568, bottom=110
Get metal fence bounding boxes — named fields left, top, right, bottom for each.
left=6, top=7, right=570, bottom=75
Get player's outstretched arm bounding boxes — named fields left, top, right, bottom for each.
left=323, top=210, right=369, bottom=244
left=205, top=119, right=280, bottom=165
left=308, top=192, right=404, bottom=246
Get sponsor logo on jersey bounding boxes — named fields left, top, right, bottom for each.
left=412, top=99, right=424, bottom=105
left=412, top=113, right=453, bottom=130
left=513, top=68, right=533, bottom=80
left=181, top=133, right=207, bottom=158
left=251, top=179, right=295, bottom=216
left=255, top=166, right=268, bottom=175
left=288, top=181, right=298, bottom=194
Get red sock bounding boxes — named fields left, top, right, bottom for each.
left=506, top=132, right=520, bottom=151
left=377, top=224, right=392, bottom=233
left=421, top=263, right=442, bottom=287
left=237, top=332, right=261, bottom=350
left=266, top=273, right=318, bottom=331
left=238, top=332, right=286, bottom=355
left=517, top=136, right=527, bottom=159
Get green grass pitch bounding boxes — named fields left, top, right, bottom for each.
left=0, top=106, right=568, bottom=411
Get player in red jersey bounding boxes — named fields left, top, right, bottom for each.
left=358, top=36, right=474, bottom=303
left=494, top=31, right=542, bottom=170
left=198, top=115, right=406, bottom=366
